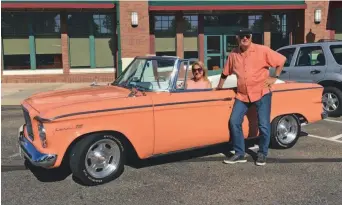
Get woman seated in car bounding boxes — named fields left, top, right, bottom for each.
left=186, top=61, right=212, bottom=89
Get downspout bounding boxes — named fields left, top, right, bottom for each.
left=116, top=0, right=122, bottom=77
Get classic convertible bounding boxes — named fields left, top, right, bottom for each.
left=18, top=56, right=327, bottom=186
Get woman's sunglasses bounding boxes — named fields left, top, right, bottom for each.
left=192, top=67, right=203, bottom=73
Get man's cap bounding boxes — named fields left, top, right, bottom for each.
left=235, top=28, right=252, bottom=35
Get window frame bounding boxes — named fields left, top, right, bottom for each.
left=295, top=46, right=326, bottom=67
left=277, top=47, right=297, bottom=67
left=329, top=45, right=342, bottom=65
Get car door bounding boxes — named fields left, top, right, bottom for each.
left=150, top=61, right=235, bottom=155
left=273, top=47, right=297, bottom=81
left=289, top=45, right=328, bottom=83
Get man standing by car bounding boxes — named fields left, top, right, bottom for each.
left=216, top=28, right=286, bottom=166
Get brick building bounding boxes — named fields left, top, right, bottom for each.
left=1, top=0, right=342, bottom=83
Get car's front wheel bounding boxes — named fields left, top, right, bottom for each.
left=69, top=133, right=125, bottom=186
left=322, top=86, right=342, bottom=117
left=270, top=115, right=300, bottom=149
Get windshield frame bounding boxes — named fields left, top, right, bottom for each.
left=112, top=56, right=182, bottom=92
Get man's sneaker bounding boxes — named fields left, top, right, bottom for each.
left=223, top=154, right=247, bottom=164
left=255, top=153, right=267, bottom=166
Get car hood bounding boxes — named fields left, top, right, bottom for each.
left=24, top=85, right=131, bottom=113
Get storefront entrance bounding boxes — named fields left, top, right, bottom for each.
left=204, top=34, right=238, bottom=75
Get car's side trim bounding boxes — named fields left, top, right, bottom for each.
left=34, top=86, right=322, bottom=122
left=154, top=98, right=233, bottom=107
left=272, top=86, right=322, bottom=93
left=34, top=98, right=233, bottom=122
left=34, top=104, right=154, bottom=122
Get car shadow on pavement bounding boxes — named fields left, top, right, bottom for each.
left=23, top=159, right=72, bottom=182
left=126, top=132, right=342, bottom=168
left=126, top=140, right=259, bottom=169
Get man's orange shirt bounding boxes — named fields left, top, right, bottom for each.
left=223, top=43, right=286, bottom=103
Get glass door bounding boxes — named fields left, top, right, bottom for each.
left=204, top=35, right=223, bottom=76
left=204, top=34, right=238, bottom=76
left=223, top=35, right=238, bottom=65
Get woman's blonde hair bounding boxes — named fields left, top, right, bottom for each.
left=191, top=61, right=210, bottom=82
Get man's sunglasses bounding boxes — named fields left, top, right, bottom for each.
left=192, top=68, right=203, bottom=72
left=239, top=34, right=251, bottom=39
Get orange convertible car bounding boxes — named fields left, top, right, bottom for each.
left=18, top=56, right=327, bottom=186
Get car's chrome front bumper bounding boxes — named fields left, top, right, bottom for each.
left=18, top=125, right=57, bottom=168
left=321, top=111, right=328, bottom=119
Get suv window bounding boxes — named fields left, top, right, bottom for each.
left=277, top=48, right=296, bottom=67
left=295, top=46, right=326, bottom=66
left=330, top=45, right=342, bottom=65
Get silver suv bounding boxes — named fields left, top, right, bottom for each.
left=274, top=40, right=342, bottom=117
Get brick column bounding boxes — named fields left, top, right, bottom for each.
left=60, top=12, right=70, bottom=75
left=176, top=12, right=184, bottom=58
left=263, top=12, right=271, bottom=47
left=198, top=14, right=205, bottom=63
left=119, top=0, right=150, bottom=70
left=304, top=0, right=330, bottom=42
left=149, top=13, right=156, bottom=55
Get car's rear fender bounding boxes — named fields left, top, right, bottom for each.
left=270, top=83, right=324, bottom=124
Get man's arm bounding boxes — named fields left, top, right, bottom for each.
left=265, top=47, right=286, bottom=78
left=217, top=54, right=233, bottom=89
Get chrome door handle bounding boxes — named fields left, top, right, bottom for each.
left=310, top=70, right=321, bottom=74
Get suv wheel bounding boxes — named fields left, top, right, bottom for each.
left=322, top=86, right=342, bottom=117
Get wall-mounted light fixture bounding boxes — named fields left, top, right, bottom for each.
left=314, top=8, right=322, bottom=24
left=131, top=12, right=138, bottom=27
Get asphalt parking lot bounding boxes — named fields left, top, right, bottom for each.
left=1, top=105, right=342, bottom=205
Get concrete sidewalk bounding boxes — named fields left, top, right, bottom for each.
left=1, top=82, right=107, bottom=105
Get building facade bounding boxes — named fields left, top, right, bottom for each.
left=1, top=0, right=341, bottom=83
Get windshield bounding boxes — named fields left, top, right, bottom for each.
left=112, top=57, right=178, bottom=91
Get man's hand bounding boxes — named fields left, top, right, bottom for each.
left=264, top=77, right=277, bottom=88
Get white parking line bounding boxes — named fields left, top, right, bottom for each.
left=308, top=134, right=342, bottom=144
left=324, top=119, right=342, bottom=124
left=329, top=134, right=342, bottom=141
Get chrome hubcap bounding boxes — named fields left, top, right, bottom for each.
left=276, top=116, right=298, bottom=145
left=85, top=138, right=121, bottom=179
left=322, top=93, right=339, bottom=112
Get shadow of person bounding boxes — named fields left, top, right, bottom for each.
left=306, top=29, right=316, bottom=43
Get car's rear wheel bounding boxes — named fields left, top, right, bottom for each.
left=69, top=133, right=125, bottom=186
left=322, top=86, right=342, bottom=117
left=270, top=115, right=300, bottom=149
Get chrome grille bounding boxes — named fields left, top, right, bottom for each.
left=22, top=107, right=34, bottom=140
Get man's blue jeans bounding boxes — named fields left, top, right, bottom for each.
left=229, top=92, right=272, bottom=156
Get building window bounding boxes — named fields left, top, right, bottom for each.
left=183, top=15, right=198, bottom=34
left=156, top=51, right=177, bottom=57
left=154, top=15, right=175, bottom=32
left=2, top=12, right=30, bottom=70
left=93, top=14, right=113, bottom=36
left=184, top=51, right=198, bottom=60
left=154, top=15, right=176, bottom=57
left=32, top=12, right=61, bottom=35
left=93, top=13, right=115, bottom=68
left=67, top=12, right=92, bottom=68
left=248, top=15, right=264, bottom=45
left=271, top=14, right=289, bottom=50
left=32, top=12, right=62, bottom=69
left=67, top=12, right=115, bottom=69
